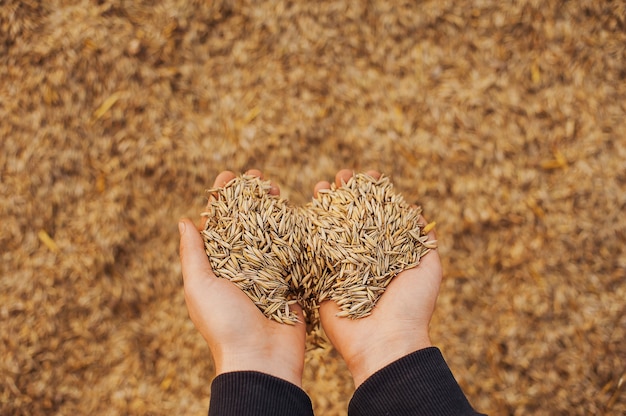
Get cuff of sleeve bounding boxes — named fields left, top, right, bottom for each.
left=209, top=371, right=314, bottom=416
left=348, top=347, right=482, bottom=416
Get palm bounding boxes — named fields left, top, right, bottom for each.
left=185, top=264, right=306, bottom=378
left=179, top=170, right=306, bottom=387
left=319, top=232, right=443, bottom=387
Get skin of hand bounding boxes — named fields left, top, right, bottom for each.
left=316, top=169, right=443, bottom=388
left=179, top=170, right=306, bottom=387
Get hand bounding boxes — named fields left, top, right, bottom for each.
left=315, top=169, right=443, bottom=388
left=179, top=170, right=306, bottom=387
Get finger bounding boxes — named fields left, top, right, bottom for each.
left=198, top=215, right=207, bottom=231
left=365, top=170, right=381, bottom=180
left=269, top=181, right=280, bottom=196
left=313, top=181, right=331, bottom=198
left=179, top=218, right=215, bottom=286
left=213, top=170, right=237, bottom=188
left=335, top=169, right=353, bottom=188
left=245, top=169, right=263, bottom=178
left=201, top=171, right=238, bottom=229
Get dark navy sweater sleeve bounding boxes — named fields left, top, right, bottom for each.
left=349, top=347, right=485, bottom=416
left=208, top=371, right=314, bottom=416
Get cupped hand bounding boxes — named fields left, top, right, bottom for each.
left=179, top=170, right=306, bottom=387
left=316, top=169, right=443, bottom=388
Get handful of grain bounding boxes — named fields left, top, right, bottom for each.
left=302, top=173, right=435, bottom=319
left=201, top=174, right=302, bottom=324
left=201, top=172, right=436, bottom=327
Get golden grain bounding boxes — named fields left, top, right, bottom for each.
left=302, top=173, right=436, bottom=320
left=202, top=173, right=437, bottom=330
left=202, top=175, right=300, bottom=324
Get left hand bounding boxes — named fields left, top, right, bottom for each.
left=179, top=170, right=307, bottom=387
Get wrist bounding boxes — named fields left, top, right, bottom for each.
left=347, top=332, right=432, bottom=388
left=214, top=348, right=304, bottom=388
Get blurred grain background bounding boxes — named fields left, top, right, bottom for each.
left=1, top=0, right=625, bottom=414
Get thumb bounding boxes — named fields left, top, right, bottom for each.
left=179, top=218, right=213, bottom=285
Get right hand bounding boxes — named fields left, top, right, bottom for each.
left=316, top=169, right=443, bottom=388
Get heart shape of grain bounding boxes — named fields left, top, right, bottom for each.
left=201, top=173, right=435, bottom=331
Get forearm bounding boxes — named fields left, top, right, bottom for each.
left=349, top=347, right=485, bottom=416
left=208, top=371, right=314, bottom=416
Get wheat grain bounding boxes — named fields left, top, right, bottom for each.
left=201, top=174, right=302, bottom=324
left=201, top=172, right=437, bottom=333
left=300, top=173, right=436, bottom=320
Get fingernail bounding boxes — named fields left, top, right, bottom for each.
left=178, top=220, right=186, bottom=236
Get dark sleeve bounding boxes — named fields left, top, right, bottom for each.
left=208, top=371, right=314, bottom=416
left=348, top=347, right=485, bottom=416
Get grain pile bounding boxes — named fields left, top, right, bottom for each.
left=203, top=172, right=433, bottom=328
left=202, top=174, right=302, bottom=324
left=304, top=173, right=434, bottom=319
left=1, top=0, right=625, bottom=415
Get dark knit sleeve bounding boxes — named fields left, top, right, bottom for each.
left=348, top=347, right=485, bottom=416
left=208, top=371, right=314, bottom=416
